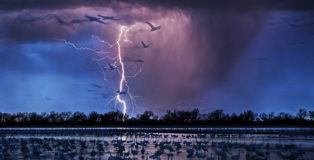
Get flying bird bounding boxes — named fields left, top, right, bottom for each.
left=103, top=63, right=118, bottom=71
left=124, top=58, right=144, bottom=63
left=133, top=59, right=144, bottom=63
left=92, top=84, right=103, bottom=88
left=98, top=15, right=120, bottom=21
left=108, top=63, right=117, bottom=70
left=85, top=15, right=107, bottom=24
left=145, top=21, right=161, bottom=32
left=141, top=41, right=150, bottom=48
left=117, top=91, right=127, bottom=95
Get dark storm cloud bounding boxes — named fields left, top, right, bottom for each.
left=14, top=13, right=82, bottom=27
left=1, top=0, right=314, bottom=42
left=1, top=13, right=73, bottom=42
left=0, top=9, right=115, bottom=42
left=1, top=0, right=313, bottom=114
left=1, top=0, right=314, bottom=11
left=0, top=0, right=267, bottom=109
left=15, top=13, right=108, bottom=26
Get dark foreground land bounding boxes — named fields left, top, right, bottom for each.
left=1, top=108, right=314, bottom=127
left=0, top=127, right=313, bottom=160
left=1, top=109, right=314, bottom=159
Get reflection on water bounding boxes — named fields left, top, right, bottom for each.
left=0, top=128, right=313, bottom=159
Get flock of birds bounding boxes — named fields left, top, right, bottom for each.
left=102, top=20, right=161, bottom=72
left=99, top=18, right=161, bottom=98
left=0, top=130, right=310, bottom=160
left=12, top=13, right=162, bottom=100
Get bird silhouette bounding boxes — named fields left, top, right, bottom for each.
left=117, top=91, right=127, bottom=95
left=141, top=41, right=150, bottom=48
left=134, top=59, right=144, bottom=63
left=124, top=58, right=144, bottom=63
left=106, top=63, right=118, bottom=70
left=98, top=15, right=120, bottom=21
left=145, top=21, right=161, bottom=32
left=85, top=15, right=107, bottom=24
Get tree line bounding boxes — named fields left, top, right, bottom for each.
left=0, top=108, right=313, bottom=126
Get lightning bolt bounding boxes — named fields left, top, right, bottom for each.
left=60, top=25, right=140, bottom=122
left=116, top=26, right=128, bottom=121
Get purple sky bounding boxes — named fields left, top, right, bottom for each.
left=0, top=1, right=314, bottom=116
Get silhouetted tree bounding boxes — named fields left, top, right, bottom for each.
left=0, top=108, right=312, bottom=126
left=88, top=111, right=101, bottom=123
left=29, top=112, right=42, bottom=122
left=268, top=112, right=275, bottom=121
left=140, top=111, right=154, bottom=121
left=16, top=112, right=26, bottom=123
left=297, top=109, right=307, bottom=120
left=240, top=110, right=256, bottom=122
left=309, top=111, right=314, bottom=121
left=190, top=108, right=200, bottom=122
left=59, top=112, right=72, bottom=122
left=230, top=113, right=239, bottom=121
left=49, top=111, right=58, bottom=122
left=101, top=111, right=125, bottom=122
left=208, top=110, right=224, bottom=121
left=259, top=113, right=268, bottom=122
left=71, top=112, right=87, bottom=122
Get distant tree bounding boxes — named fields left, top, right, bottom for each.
left=259, top=113, right=268, bottom=122
left=88, top=111, right=101, bottom=122
left=16, top=112, right=26, bottom=123
left=0, top=108, right=313, bottom=126
left=163, top=110, right=174, bottom=122
left=177, top=111, right=191, bottom=123
left=49, top=111, right=58, bottom=122
left=230, top=113, right=239, bottom=121
left=276, top=112, right=286, bottom=120
left=239, top=110, right=256, bottom=122
left=224, top=113, right=230, bottom=121
left=190, top=108, right=200, bottom=122
left=309, top=111, right=314, bottom=121
left=199, top=113, right=208, bottom=121
left=140, top=111, right=154, bottom=121
left=0, top=113, right=10, bottom=123
left=40, top=112, right=49, bottom=122
left=268, top=112, right=275, bottom=121
left=71, top=112, right=87, bottom=122
left=208, top=110, right=224, bottom=121
left=7, top=113, right=17, bottom=123
left=297, top=109, right=307, bottom=120
left=59, top=112, right=72, bottom=122
left=101, top=111, right=125, bottom=122
left=29, top=112, right=41, bottom=122
left=284, top=113, right=293, bottom=121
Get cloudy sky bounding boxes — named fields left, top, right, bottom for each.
left=0, top=0, right=314, bottom=116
